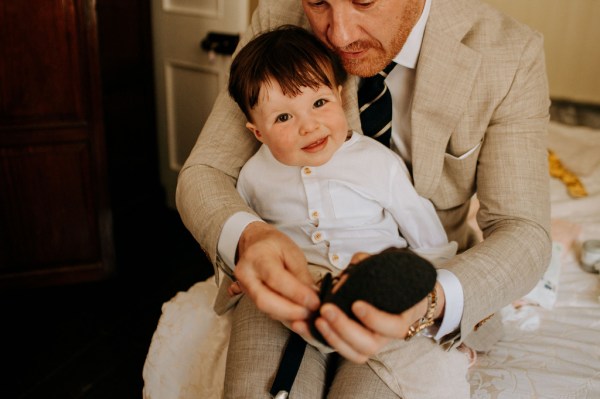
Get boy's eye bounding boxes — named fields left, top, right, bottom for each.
left=276, top=113, right=290, bottom=123
left=314, top=99, right=327, bottom=108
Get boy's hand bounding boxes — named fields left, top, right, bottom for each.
left=233, top=222, right=320, bottom=322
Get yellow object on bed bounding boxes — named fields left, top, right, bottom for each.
left=549, top=149, right=588, bottom=198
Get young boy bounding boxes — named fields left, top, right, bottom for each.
left=224, top=25, right=470, bottom=398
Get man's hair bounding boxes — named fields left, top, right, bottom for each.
left=228, top=25, right=347, bottom=120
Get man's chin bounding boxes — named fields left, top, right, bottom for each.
left=341, top=57, right=389, bottom=78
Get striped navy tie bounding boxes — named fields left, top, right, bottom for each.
left=358, top=62, right=396, bottom=146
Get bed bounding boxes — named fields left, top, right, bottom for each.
left=142, top=121, right=600, bottom=398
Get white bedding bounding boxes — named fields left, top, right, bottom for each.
left=143, top=122, right=600, bottom=398
left=469, top=122, right=600, bottom=398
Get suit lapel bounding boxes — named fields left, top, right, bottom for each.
left=410, top=1, right=482, bottom=198
left=342, top=0, right=482, bottom=199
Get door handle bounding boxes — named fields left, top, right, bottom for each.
left=200, top=32, right=240, bottom=56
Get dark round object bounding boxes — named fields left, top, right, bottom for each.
left=309, top=248, right=437, bottom=345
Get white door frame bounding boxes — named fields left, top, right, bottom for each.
left=151, top=0, right=252, bottom=208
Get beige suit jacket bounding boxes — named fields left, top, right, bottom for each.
left=176, top=0, right=552, bottom=351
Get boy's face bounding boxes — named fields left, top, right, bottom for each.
left=246, top=80, right=348, bottom=167
left=302, top=0, right=423, bottom=77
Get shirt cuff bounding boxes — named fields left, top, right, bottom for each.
left=217, top=211, right=264, bottom=270
left=434, top=269, right=464, bottom=341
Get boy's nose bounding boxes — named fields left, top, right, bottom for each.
left=300, top=118, right=320, bottom=135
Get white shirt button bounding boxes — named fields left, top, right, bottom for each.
left=312, top=231, right=323, bottom=243
left=303, top=167, right=312, bottom=175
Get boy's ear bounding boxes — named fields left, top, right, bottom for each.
left=245, top=121, right=264, bottom=142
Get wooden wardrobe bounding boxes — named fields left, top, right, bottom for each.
left=0, top=0, right=158, bottom=288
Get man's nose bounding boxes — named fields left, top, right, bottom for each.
left=327, top=8, right=357, bottom=48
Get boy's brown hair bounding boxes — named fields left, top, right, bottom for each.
left=228, top=25, right=347, bottom=120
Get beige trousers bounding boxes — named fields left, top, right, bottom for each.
left=223, top=295, right=470, bottom=398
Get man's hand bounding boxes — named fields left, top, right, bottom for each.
left=232, top=222, right=320, bottom=322
left=292, top=251, right=446, bottom=363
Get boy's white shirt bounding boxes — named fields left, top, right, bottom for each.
left=237, top=132, right=454, bottom=268
left=217, top=0, right=464, bottom=341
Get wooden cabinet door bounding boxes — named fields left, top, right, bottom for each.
left=0, top=0, right=114, bottom=288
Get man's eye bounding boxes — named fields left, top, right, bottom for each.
left=276, top=114, right=290, bottom=123
left=314, top=99, right=327, bottom=108
left=353, top=0, right=375, bottom=8
left=306, top=0, right=328, bottom=10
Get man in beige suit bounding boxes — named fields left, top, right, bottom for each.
left=177, top=0, right=552, bottom=397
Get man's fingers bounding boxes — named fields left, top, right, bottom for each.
left=234, top=222, right=319, bottom=321
left=283, top=250, right=316, bottom=286
left=314, top=316, right=369, bottom=364
left=290, top=319, right=310, bottom=336
left=237, top=250, right=319, bottom=311
left=318, top=304, right=389, bottom=362
left=352, top=300, right=410, bottom=338
left=242, top=276, right=312, bottom=321
left=261, top=267, right=319, bottom=310
left=227, top=281, right=243, bottom=297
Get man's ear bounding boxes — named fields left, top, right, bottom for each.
left=246, top=121, right=264, bottom=142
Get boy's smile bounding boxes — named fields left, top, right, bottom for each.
left=302, top=136, right=329, bottom=152
left=246, top=80, right=348, bottom=167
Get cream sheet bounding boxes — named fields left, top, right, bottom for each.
left=143, top=122, right=600, bottom=398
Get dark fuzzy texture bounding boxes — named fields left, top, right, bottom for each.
left=309, top=248, right=437, bottom=345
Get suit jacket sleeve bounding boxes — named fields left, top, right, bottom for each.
left=442, top=26, right=552, bottom=350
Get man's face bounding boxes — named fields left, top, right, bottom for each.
left=302, top=0, right=424, bottom=77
